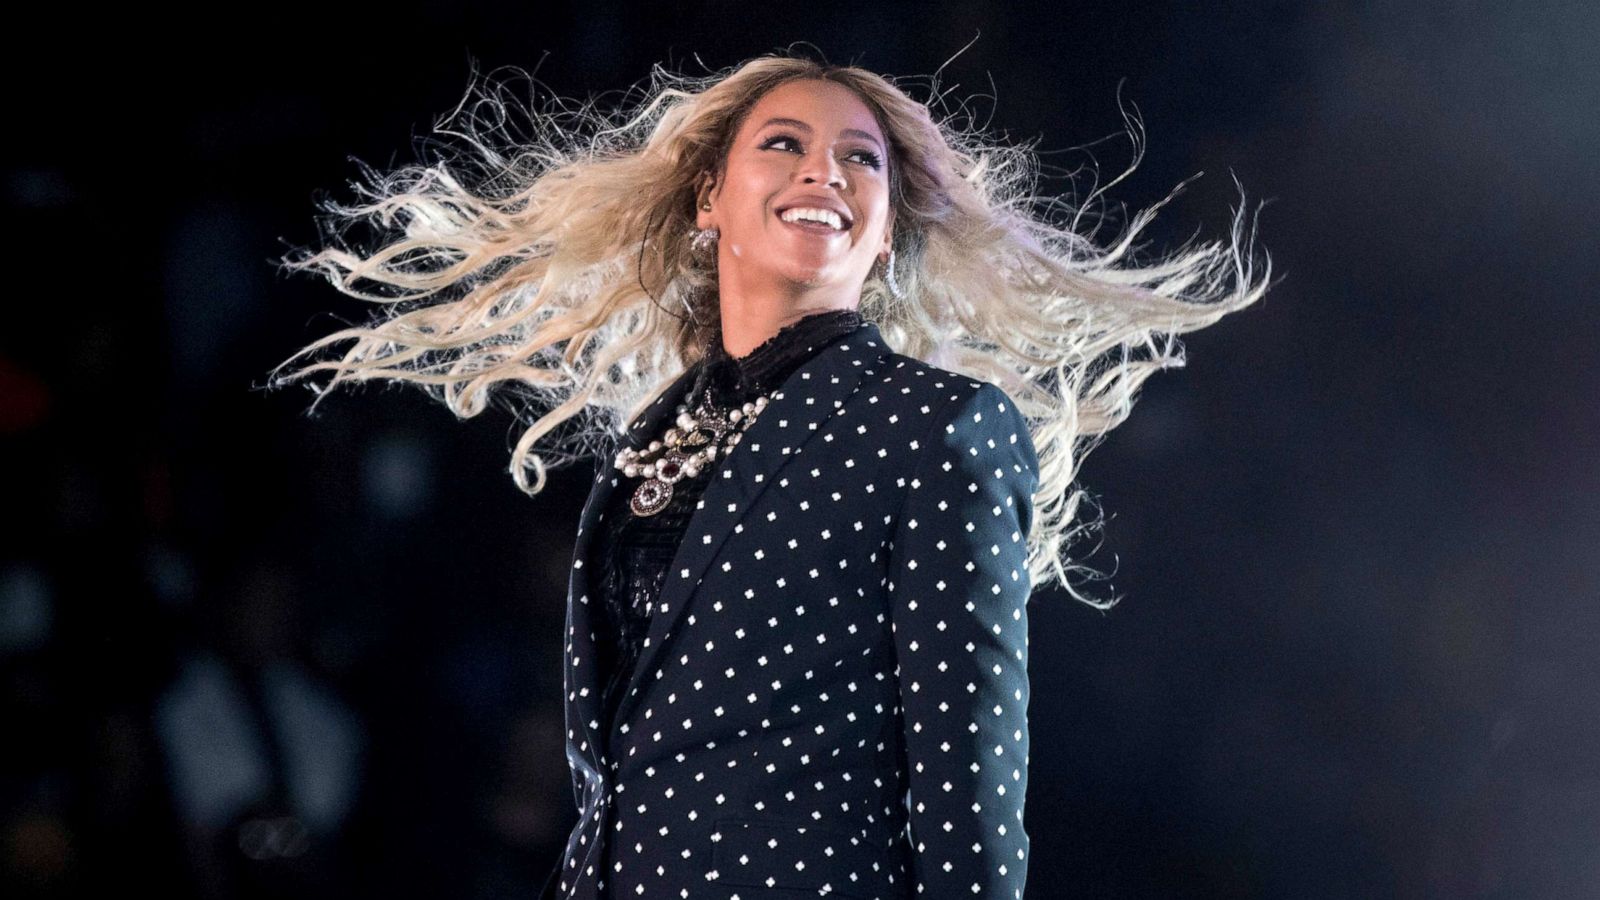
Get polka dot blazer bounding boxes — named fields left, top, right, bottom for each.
left=555, top=320, right=1039, bottom=899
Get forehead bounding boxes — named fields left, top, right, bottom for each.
left=739, top=79, right=885, bottom=141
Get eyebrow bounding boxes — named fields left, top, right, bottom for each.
left=756, top=117, right=885, bottom=152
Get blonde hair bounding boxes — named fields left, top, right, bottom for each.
left=268, top=51, right=1274, bottom=608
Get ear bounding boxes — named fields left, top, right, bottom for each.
left=879, top=208, right=895, bottom=259
left=694, top=172, right=718, bottom=230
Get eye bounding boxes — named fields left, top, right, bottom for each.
left=848, top=149, right=884, bottom=170
left=760, top=133, right=804, bottom=153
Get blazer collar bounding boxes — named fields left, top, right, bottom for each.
left=566, top=319, right=889, bottom=763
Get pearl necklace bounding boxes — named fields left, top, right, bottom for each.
left=613, top=389, right=771, bottom=516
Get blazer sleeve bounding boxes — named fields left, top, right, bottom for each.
left=887, top=381, right=1039, bottom=899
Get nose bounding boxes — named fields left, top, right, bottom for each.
left=795, top=149, right=846, bottom=189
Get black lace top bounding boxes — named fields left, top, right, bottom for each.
left=592, top=308, right=864, bottom=746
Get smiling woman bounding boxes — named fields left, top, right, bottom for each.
left=693, top=79, right=895, bottom=353
left=267, top=48, right=1272, bottom=900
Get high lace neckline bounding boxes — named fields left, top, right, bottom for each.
left=693, top=308, right=863, bottom=405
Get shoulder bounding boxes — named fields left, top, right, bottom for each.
left=868, top=352, right=1030, bottom=430
left=861, top=352, right=992, bottom=410
left=861, top=352, right=1038, bottom=475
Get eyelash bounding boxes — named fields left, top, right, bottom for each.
left=761, top=134, right=883, bottom=170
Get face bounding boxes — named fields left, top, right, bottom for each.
left=696, top=79, right=894, bottom=300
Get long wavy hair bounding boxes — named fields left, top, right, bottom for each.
left=268, top=51, right=1274, bottom=608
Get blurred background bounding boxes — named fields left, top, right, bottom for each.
left=4, top=2, right=1598, bottom=897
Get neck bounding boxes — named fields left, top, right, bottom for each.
left=716, top=286, right=859, bottom=358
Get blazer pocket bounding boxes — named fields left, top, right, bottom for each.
left=711, top=817, right=891, bottom=899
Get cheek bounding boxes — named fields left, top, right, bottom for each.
left=865, top=194, right=892, bottom=234
left=728, top=163, right=782, bottom=207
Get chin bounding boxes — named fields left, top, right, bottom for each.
left=773, top=258, right=856, bottom=289
left=780, top=270, right=830, bottom=288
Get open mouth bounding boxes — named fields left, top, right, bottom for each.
left=777, top=206, right=851, bottom=235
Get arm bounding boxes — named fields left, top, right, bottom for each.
left=888, top=382, right=1039, bottom=898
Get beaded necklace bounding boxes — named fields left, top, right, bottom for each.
left=611, top=309, right=862, bottom=517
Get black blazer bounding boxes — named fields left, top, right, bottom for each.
left=550, top=320, right=1039, bottom=899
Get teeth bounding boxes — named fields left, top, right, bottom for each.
left=780, top=207, right=845, bottom=230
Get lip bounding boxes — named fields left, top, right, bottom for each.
left=775, top=196, right=853, bottom=230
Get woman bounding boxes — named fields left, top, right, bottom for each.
left=271, top=51, right=1270, bottom=899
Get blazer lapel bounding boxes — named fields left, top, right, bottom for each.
left=566, top=362, right=702, bottom=766
left=610, top=320, right=887, bottom=733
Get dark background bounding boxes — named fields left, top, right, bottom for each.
left=5, top=2, right=1598, bottom=897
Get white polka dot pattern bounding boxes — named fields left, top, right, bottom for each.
left=885, top=380, right=1036, bottom=898
left=551, top=322, right=1038, bottom=899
